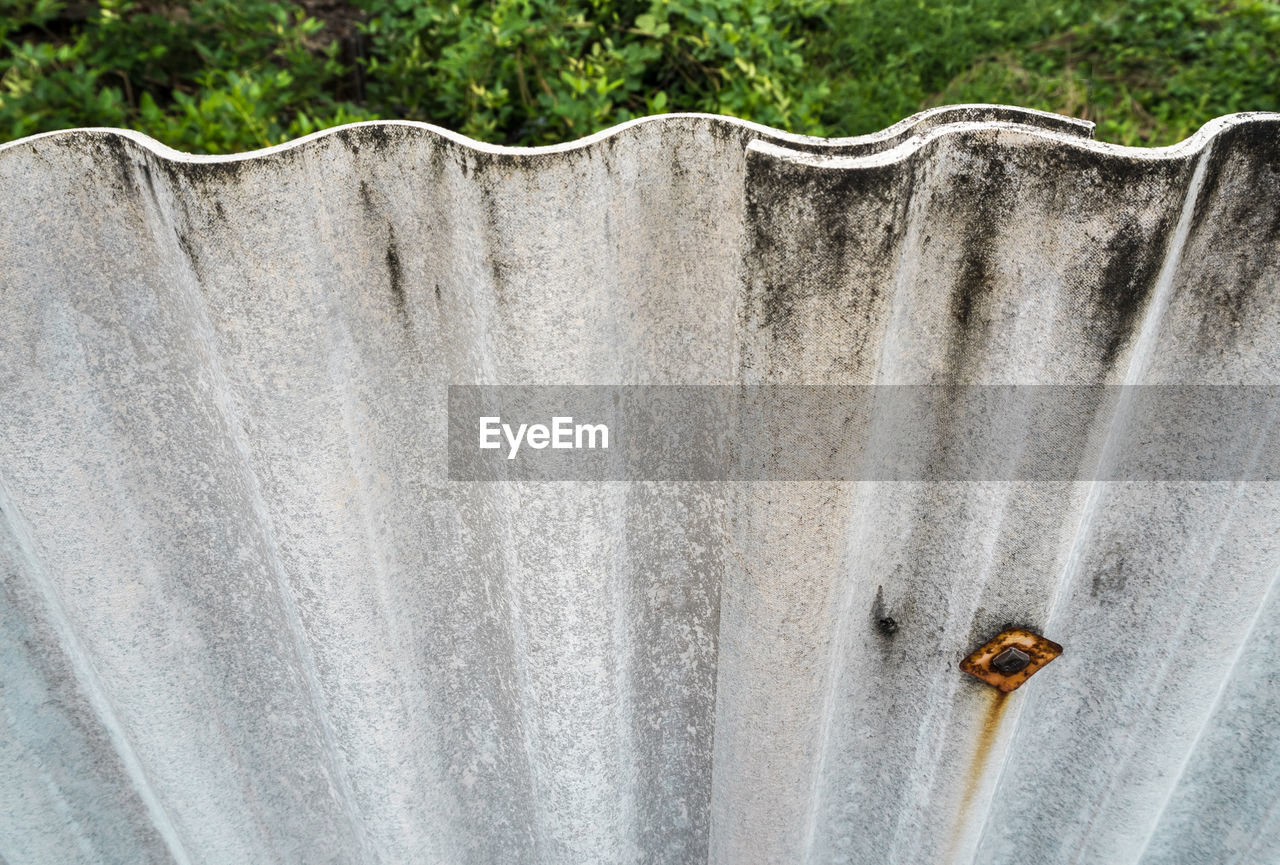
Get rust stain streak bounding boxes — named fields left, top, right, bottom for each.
left=945, top=688, right=1011, bottom=864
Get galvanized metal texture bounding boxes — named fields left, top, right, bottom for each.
left=1, top=107, right=1278, bottom=865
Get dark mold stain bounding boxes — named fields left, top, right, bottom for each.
left=482, top=187, right=518, bottom=306
left=940, top=141, right=1015, bottom=381
left=1027, top=134, right=1175, bottom=190
left=951, top=239, right=992, bottom=333
left=708, top=117, right=756, bottom=149
left=1035, top=144, right=1188, bottom=372
left=339, top=126, right=361, bottom=155
left=90, top=134, right=139, bottom=192
left=1088, top=217, right=1171, bottom=367
left=158, top=153, right=254, bottom=189
left=462, top=144, right=549, bottom=178
left=138, top=157, right=158, bottom=202
left=758, top=280, right=796, bottom=335
left=358, top=176, right=411, bottom=320
left=172, top=225, right=203, bottom=279
left=364, top=123, right=394, bottom=152
left=385, top=225, right=406, bottom=314
left=1186, top=120, right=1280, bottom=341
left=744, top=155, right=906, bottom=350
left=173, top=227, right=194, bottom=259
left=871, top=585, right=899, bottom=638
left=1090, top=548, right=1128, bottom=598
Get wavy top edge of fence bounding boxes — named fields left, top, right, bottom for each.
left=2, top=105, right=1277, bottom=169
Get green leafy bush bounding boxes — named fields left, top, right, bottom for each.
left=344, top=0, right=830, bottom=144
left=1, top=0, right=1276, bottom=152
left=930, top=0, right=1280, bottom=144
left=1, top=0, right=373, bottom=152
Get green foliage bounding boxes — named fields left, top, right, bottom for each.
left=931, top=0, right=1280, bottom=144
left=1, top=0, right=1276, bottom=152
left=1, top=0, right=374, bottom=152
left=355, top=0, right=829, bottom=144
left=806, top=0, right=1100, bottom=136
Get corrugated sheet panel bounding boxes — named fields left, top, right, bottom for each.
left=1, top=107, right=1278, bottom=864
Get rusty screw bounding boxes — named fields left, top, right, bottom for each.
left=990, top=647, right=1031, bottom=674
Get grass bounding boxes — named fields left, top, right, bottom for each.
left=1, top=0, right=1277, bottom=152
left=919, top=0, right=1280, bottom=144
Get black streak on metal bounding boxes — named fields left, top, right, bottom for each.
left=1189, top=121, right=1280, bottom=344
left=172, top=226, right=202, bottom=280
left=742, top=151, right=904, bottom=379
left=1090, top=548, right=1128, bottom=598
left=386, top=226, right=406, bottom=314
left=872, top=585, right=899, bottom=638
left=1091, top=218, right=1167, bottom=367
left=943, top=145, right=1010, bottom=382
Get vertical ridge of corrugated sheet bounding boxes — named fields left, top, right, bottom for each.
left=0, top=108, right=1277, bottom=865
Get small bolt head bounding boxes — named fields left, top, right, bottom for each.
left=991, top=647, right=1031, bottom=674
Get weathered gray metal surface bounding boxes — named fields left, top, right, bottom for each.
left=0, top=106, right=1277, bottom=864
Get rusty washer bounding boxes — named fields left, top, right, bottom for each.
left=960, top=627, right=1062, bottom=692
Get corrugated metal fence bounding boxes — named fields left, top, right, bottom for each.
left=1, top=107, right=1277, bottom=864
